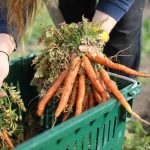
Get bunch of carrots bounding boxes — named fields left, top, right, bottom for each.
left=36, top=51, right=150, bottom=125
left=33, top=19, right=150, bottom=125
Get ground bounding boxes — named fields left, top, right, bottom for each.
left=133, top=53, right=150, bottom=130
left=133, top=3, right=150, bottom=130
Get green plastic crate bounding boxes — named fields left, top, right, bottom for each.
left=6, top=55, right=141, bottom=150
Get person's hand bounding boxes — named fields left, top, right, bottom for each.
left=0, top=53, right=9, bottom=88
left=79, top=30, right=110, bottom=53
left=79, top=45, right=98, bottom=53
left=0, top=33, right=16, bottom=89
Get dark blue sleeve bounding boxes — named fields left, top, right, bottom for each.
left=0, top=7, right=18, bottom=45
left=96, top=0, right=135, bottom=21
left=0, top=7, right=9, bottom=34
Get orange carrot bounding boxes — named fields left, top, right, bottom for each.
left=62, top=112, right=71, bottom=122
left=99, top=68, right=150, bottom=125
left=75, top=73, right=86, bottom=116
left=68, top=81, right=78, bottom=112
left=97, top=72, right=110, bottom=101
left=37, top=69, right=68, bottom=116
left=55, top=57, right=81, bottom=119
left=2, top=130, right=14, bottom=149
left=87, top=52, right=150, bottom=77
left=88, top=93, right=95, bottom=109
left=82, top=89, right=89, bottom=112
left=82, top=56, right=108, bottom=101
left=97, top=72, right=107, bottom=90
left=62, top=81, right=78, bottom=122
left=91, top=85, right=103, bottom=104
left=105, top=91, right=110, bottom=101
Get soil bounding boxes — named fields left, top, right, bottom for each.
left=132, top=2, right=150, bottom=130
left=143, top=1, right=150, bottom=20
left=133, top=53, right=150, bottom=131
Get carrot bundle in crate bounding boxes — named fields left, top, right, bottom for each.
left=31, top=18, right=150, bottom=127
left=6, top=49, right=146, bottom=150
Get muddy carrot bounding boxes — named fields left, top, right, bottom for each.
left=62, top=81, right=78, bottom=122
left=2, top=130, right=14, bottom=149
left=55, top=57, right=81, bottom=119
left=75, top=73, right=86, bottom=116
left=37, top=69, right=68, bottom=116
left=88, top=93, right=95, bottom=109
left=97, top=72, right=110, bottom=101
left=91, top=85, right=103, bottom=104
left=82, top=89, right=89, bottom=112
left=99, top=68, right=150, bottom=125
left=82, top=56, right=107, bottom=101
left=68, top=81, right=78, bottom=112
left=87, top=52, right=150, bottom=77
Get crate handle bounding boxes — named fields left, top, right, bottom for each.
left=108, top=72, right=137, bottom=89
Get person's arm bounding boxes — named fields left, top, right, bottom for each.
left=0, top=7, right=16, bottom=87
left=0, top=34, right=16, bottom=55
left=80, top=0, right=135, bottom=53
left=0, top=34, right=16, bottom=88
left=93, top=11, right=117, bottom=34
left=93, top=0, right=135, bottom=33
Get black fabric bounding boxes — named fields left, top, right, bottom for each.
left=58, top=0, right=147, bottom=77
left=59, top=0, right=96, bottom=23
left=104, top=0, right=147, bottom=76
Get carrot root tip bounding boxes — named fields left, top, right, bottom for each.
left=131, top=111, right=150, bottom=126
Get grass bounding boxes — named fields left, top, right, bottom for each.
left=24, top=5, right=54, bottom=47
left=124, top=120, right=150, bottom=150
left=142, top=19, right=150, bottom=54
